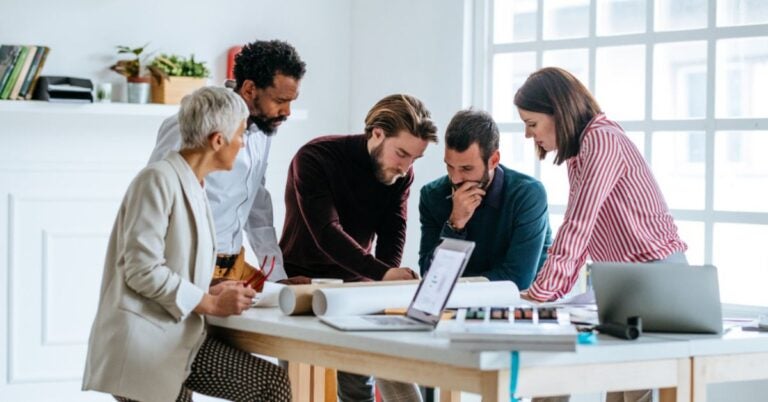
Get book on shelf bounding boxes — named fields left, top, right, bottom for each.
left=21, top=46, right=49, bottom=100
left=0, top=45, right=21, bottom=93
left=9, top=46, right=36, bottom=100
left=443, top=322, right=579, bottom=352
left=0, top=44, right=51, bottom=101
left=0, top=46, right=28, bottom=99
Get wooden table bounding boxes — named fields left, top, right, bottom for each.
left=208, top=308, right=693, bottom=402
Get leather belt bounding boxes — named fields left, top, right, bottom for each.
left=215, top=254, right=238, bottom=269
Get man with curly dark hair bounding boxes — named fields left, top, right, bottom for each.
left=149, top=39, right=310, bottom=289
left=232, top=40, right=307, bottom=135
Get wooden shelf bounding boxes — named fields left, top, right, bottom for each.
left=0, top=100, right=308, bottom=119
left=0, top=99, right=179, bottom=116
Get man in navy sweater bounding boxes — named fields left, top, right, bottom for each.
left=280, top=94, right=438, bottom=401
left=419, top=109, right=552, bottom=290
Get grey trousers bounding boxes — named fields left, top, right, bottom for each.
left=337, top=371, right=422, bottom=402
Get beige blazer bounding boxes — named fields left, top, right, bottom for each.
left=83, top=152, right=216, bottom=402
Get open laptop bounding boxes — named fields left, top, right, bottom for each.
left=319, top=238, right=475, bottom=331
left=591, top=262, right=723, bottom=334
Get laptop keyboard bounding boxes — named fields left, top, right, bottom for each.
left=362, top=316, right=422, bottom=326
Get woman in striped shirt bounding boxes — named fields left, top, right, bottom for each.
left=515, top=66, right=688, bottom=402
left=514, top=67, right=688, bottom=303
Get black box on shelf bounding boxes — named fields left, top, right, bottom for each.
left=32, top=76, right=93, bottom=103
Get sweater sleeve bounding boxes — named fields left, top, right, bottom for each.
left=288, top=148, right=391, bottom=280
left=528, top=130, right=625, bottom=301
left=374, top=173, right=412, bottom=269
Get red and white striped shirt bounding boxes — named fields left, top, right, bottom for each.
left=528, top=114, right=687, bottom=301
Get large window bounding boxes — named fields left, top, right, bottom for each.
left=479, top=0, right=768, bottom=305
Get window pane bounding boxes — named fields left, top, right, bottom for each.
left=626, top=131, right=646, bottom=157
left=492, top=52, right=536, bottom=123
left=716, top=37, right=768, bottom=118
left=654, top=0, right=707, bottom=31
left=717, top=0, right=768, bottom=27
left=540, top=153, right=569, bottom=205
left=499, top=132, right=536, bottom=177
left=675, top=221, right=705, bottom=265
left=494, top=0, right=538, bottom=43
left=651, top=131, right=706, bottom=209
left=549, top=213, right=565, bottom=238
left=543, top=0, right=590, bottom=39
left=597, top=0, right=646, bottom=36
left=653, top=41, right=707, bottom=119
left=714, top=131, right=768, bottom=212
left=714, top=223, right=768, bottom=306
left=542, top=48, right=590, bottom=88
left=596, top=45, right=646, bottom=120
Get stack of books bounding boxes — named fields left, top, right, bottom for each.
left=0, top=45, right=51, bottom=101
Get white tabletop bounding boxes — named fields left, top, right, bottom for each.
left=207, top=308, right=693, bottom=370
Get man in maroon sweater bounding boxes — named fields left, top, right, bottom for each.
left=280, top=94, right=438, bottom=402
left=281, top=94, right=438, bottom=282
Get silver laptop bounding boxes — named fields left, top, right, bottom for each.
left=320, top=238, right=475, bottom=331
left=591, top=263, right=723, bottom=334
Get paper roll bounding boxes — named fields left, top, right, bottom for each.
left=312, top=280, right=519, bottom=317
left=251, top=282, right=286, bottom=307
left=278, top=280, right=419, bottom=315
left=278, top=276, right=489, bottom=315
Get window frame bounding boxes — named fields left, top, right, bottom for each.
left=472, top=0, right=768, bottom=298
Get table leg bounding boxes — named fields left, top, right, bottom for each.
left=480, top=370, right=510, bottom=402
left=325, top=368, right=337, bottom=402
left=659, top=358, right=692, bottom=402
left=439, top=389, right=462, bottom=402
left=288, top=362, right=312, bottom=402
left=310, top=365, right=326, bottom=402
left=692, top=358, right=707, bottom=402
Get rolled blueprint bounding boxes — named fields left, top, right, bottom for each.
left=251, top=282, right=286, bottom=307
left=312, top=280, right=519, bottom=317
left=278, top=276, right=489, bottom=316
left=278, top=280, right=419, bottom=315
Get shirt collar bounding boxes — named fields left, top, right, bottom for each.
left=483, top=166, right=504, bottom=209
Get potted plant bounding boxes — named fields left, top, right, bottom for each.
left=149, top=53, right=210, bottom=104
left=110, top=44, right=153, bottom=103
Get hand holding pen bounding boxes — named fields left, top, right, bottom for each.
left=447, top=181, right=486, bottom=231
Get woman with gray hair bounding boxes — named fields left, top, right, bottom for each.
left=82, top=86, right=291, bottom=402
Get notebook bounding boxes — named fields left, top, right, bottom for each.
left=591, top=262, right=723, bottom=334
left=319, top=238, right=475, bottom=331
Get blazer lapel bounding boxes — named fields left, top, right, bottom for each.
left=165, top=153, right=213, bottom=288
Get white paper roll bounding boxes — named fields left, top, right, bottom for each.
left=312, top=281, right=520, bottom=317
left=251, top=282, right=285, bottom=307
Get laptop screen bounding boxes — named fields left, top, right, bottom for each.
left=410, top=247, right=468, bottom=316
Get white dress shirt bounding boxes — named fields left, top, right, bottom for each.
left=148, top=115, right=288, bottom=281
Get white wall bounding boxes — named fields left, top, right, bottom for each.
left=349, top=0, right=467, bottom=269
left=0, top=0, right=353, bottom=233
left=0, top=1, right=352, bottom=401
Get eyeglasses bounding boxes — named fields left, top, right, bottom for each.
left=244, top=256, right=275, bottom=290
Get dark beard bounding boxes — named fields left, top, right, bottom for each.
left=451, top=166, right=491, bottom=191
left=248, top=114, right=286, bottom=136
left=370, top=142, right=395, bottom=185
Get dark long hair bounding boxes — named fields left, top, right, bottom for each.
left=514, top=67, right=601, bottom=165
